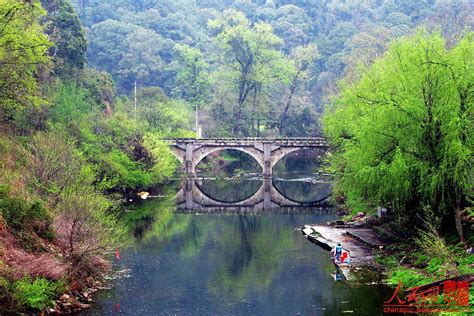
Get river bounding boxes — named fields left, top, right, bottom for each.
left=87, top=152, right=392, bottom=315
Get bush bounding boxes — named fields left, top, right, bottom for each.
left=13, top=276, right=63, bottom=311
left=0, top=275, right=13, bottom=310
left=28, top=132, right=94, bottom=201
left=54, top=188, right=123, bottom=276
left=414, top=221, right=457, bottom=277
left=0, top=185, right=52, bottom=238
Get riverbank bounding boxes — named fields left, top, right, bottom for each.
left=302, top=214, right=474, bottom=304
left=302, top=223, right=387, bottom=280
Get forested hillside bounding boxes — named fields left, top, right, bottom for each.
left=0, top=0, right=473, bottom=313
left=0, top=0, right=192, bottom=312
left=71, top=0, right=473, bottom=136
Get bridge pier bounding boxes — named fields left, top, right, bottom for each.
left=168, top=138, right=329, bottom=178
left=175, top=177, right=333, bottom=211
left=263, top=144, right=272, bottom=178
left=185, top=178, right=194, bottom=210
left=185, top=143, right=195, bottom=176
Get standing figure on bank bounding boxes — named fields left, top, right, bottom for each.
left=331, top=243, right=343, bottom=262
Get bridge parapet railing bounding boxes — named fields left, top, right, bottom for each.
left=164, top=137, right=328, bottom=144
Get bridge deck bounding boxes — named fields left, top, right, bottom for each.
left=165, top=137, right=328, bottom=145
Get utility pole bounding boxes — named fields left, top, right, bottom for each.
left=134, top=80, right=137, bottom=120
left=195, top=104, right=200, bottom=138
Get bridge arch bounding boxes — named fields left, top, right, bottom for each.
left=166, top=138, right=329, bottom=177
left=169, top=147, right=186, bottom=166
left=271, top=147, right=327, bottom=170
left=175, top=178, right=332, bottom=211
left=192, top=147, right=264, bottom=174
left=271, top=179, right=332, bottom=204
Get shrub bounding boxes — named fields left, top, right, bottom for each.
left=0, top=275, right=13, bottom=310
left=27, top=131, right=94, bottom=203
left=414, top=221, right=457, bottom=276
left=0, top=185, right=52, bottom=238
left=388, top=267, right=432, bottom=289
left=13, top=277, right=56, bottom=311
left=54, top=188, right=123, bottom=277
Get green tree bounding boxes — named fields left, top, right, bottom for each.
left=324, top=31, right=473, bottom=241
left=279, top=44, right=319, bottom=135
left=117, top=27, right=169, bottom=90
left=271, top=4, right=312, bottom=52
left=208, top=9, right=288, bottom=135
left=173, top=44, right=210, bottom=109
left=0, top=0, right=51, bottom=115
left=41, top=0, right=87, bottom=78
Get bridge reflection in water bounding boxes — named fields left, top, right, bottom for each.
left=175, top=178, right=333, bottom=213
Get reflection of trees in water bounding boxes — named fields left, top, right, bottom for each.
left=119, top=179, right=329, bottom=305
left=197, top=179, right=262, bottom=203
left=273, top=149, right=324, bottom=177
left=207, top=215, right=292, bottom=302
left=120, top=191, right=190, bottom=246
left=123, top=202, right=292, bottom=302
left=196, top=149, right=262, bottom=177
left=116, top=193, right=391, bottom=313
left=273, top=181, right=332, bottom=202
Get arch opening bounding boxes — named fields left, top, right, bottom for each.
left=272, top=148, right=331, bottom=203
left=195, top=148, right=263, bottom=178
left=272, top=180, right=331, bottom=203
left=194, top=179, right=263, bottom=204
left=272, top=148, right=326, bottom=179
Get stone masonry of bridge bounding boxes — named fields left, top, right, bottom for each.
left=175, top=178, right=332, bottom=212
left=166, top=138, right=329, bottom=177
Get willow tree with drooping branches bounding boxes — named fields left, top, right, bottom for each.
left=324, top=31, right=473, bottom=241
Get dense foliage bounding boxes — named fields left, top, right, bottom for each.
left=324, top=31, right=473, bottom=241
left=0, top=0, right=192, bottom=312
left=0, top=0, right=473, bottom=312
left=70, top=0, right=473, bottom=136
left=0, top=0, right=51, bottom=114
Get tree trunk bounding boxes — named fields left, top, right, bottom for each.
left=279, top=81, right=297, bottom=135
left=454, top=196, right=464, bottom=243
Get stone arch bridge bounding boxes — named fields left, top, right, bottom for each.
left=166, top=138, right=329, bottom=177
left=175, top=178, right=332, bottom=212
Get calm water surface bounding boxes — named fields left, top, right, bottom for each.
left=88, top=157, right=391, bottom=315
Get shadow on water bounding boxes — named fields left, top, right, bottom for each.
left=195, top=178, right=333, bottom=205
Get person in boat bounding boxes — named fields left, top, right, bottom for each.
left=331, top=243, right=343, bottom=262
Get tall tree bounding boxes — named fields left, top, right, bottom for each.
left=208, top=9, right=288, bottom=135
left=279, top=44, right=319, bottom=135
left=173, top=44, right=210, bottom=108
left=41, top=0, right=87, bottom=78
